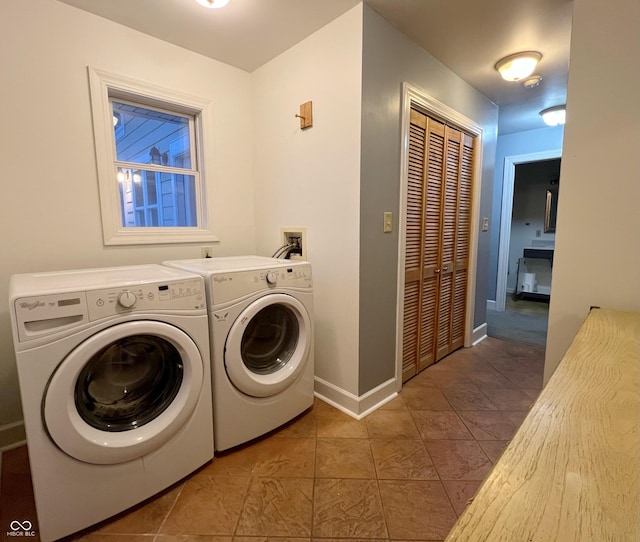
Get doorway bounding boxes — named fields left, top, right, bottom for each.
left=489, top=156, right=561, bottom=346
left=495, top=150, right=561, bottom=312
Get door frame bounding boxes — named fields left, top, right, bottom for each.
left=395, top=82, right=483, bottom=389
left=495, top=149, right=562, bottom=311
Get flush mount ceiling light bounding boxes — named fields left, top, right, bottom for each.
left=195, top=0, right=229, bottom=7
left=540, top=105, right=566, bottom=126
left=495, top=51, right=542, bottom=81
left=522, top=74, right=543, bottom=88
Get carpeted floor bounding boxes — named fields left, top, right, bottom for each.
left=486, top=300, right=549, bottom=347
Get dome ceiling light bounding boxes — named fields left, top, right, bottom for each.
left=195, top=0, right=229, bottom=8
left=495, top=51, right=542, bottom=81
left=540, top=105, right=566, bottom=126
left=522, top=74, right=543, bottom=88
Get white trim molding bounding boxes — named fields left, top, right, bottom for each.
left=472, top=322, right=488, bottom=345
left=314, top=376, right=398, bottom=420
left=88, top=66, right=219, bottom=246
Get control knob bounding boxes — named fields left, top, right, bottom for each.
left=266, top=272, right=277, bottom=285
left=117, top=290, right=137, bottom=308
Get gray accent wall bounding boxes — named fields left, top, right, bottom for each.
left=358, top=5, right=499, bottom=394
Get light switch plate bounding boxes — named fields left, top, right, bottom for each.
left=383, top=212, right=393, bottom=233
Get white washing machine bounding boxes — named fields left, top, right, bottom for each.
left=163, top=256, right=314, bottom=451
left=9, top=265, right=214, bottom=542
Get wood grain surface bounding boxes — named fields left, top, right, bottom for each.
left=445, top=309, right=640, bottom=541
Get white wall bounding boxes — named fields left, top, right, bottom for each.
left=0, top=0, right=255, bottom=430
left=251, top=6, right=363, bottom=395
left=544, top=0, right=640, bottom=382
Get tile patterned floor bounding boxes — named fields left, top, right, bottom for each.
left=0, top=337, right=544, bottom=542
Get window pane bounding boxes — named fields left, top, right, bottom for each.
left=112, top=101, right=192, bottom=169
left=118, top=168, right=197, bottom=227
left=145, top=171, right=158, bottom=205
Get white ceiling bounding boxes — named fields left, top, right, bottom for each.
left=57, top=0, right=573, bottom=135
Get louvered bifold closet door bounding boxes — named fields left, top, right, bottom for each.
left=402, top=109, right=428, bottom=381
left=420, top=119, right=446, bottom=370
left=450, top=133, right=475, bottom=350
left=402, top=110, right=446, bottom=380
left=402, top=107, right=476, bottom=382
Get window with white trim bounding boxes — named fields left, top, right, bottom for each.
left=88, top=67, right=217, bottom=245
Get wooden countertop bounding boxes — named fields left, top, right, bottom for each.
left=445, top=309, right=640, bottom=541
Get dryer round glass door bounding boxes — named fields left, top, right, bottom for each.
left=225, top=293, right=311, bottom=397
left=43, top=320, right=204, bottom=465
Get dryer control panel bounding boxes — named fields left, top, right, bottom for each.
left=211, top=264, right=312, bottom=305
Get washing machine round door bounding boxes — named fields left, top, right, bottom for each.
left=225, top=293, right=311, bottom=397
left=43, top=320, right=204, bottom=465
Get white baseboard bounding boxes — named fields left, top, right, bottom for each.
left=472, top=322, right=488, bottom=346
left=486, top=299, right=496, bottom=311
left=314, top=376, right=398, bottom=420
left=0, top=420, right=26, bottom=452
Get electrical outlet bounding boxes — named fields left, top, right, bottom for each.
left=200, top=246, right=213, bottom=258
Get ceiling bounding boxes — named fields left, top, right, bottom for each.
left=57, top=0, right=573, bottom=135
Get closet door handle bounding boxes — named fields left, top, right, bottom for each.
left=434, top=269, right=441, bottom=274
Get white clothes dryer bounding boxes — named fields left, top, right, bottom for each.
left=9, top=265, right=214, bottom=542
left=163, top=256, right=314, bottom=451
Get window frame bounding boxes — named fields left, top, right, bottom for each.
left=88, top=67, right=218, bottom=245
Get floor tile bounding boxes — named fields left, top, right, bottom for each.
left=477, top=440, right=509, bottom=464
left=400, top=386, right=452, bottom=410
left=236, top=477, right=313, bottom=537
left=441, top=479, right=483, bottom=516
left=379, top=480, right=457, bottom=540
left=464, top=366, right=515, bottom=389
left=365, top=409, right=421, bottom=439
left=425, top=440, right=493, bottom=481
left=160, top=476, right=250, bottom=535
left=411, top=410, right=473, bottom=440
left=378, top=394, right=409, bottom=410
left=457, top=410, right=518, bottom=440
left=1, top=336, right=545, bottom=542
left=273, top=410, right=318, bottom=438
left=316, top=412, right=369, bottom=439
left=315, top=438, right=375, bottom=479
left=313, top=479, right=387, bottom=539
left=479, top=387, right=537, bottom=411
left=370, top=438, right=438, bottom=480
left=441, top=382, right=498, bottom=411
left=156, top=536, right=233, bottom=541
left=249, top=437, right=315, bottom=477
left=97, top=484, right=182, bottom=534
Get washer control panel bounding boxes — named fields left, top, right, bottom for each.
left=13, top=278, right=205, bottom=343
left=86, top=278, right=205, bottom=320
